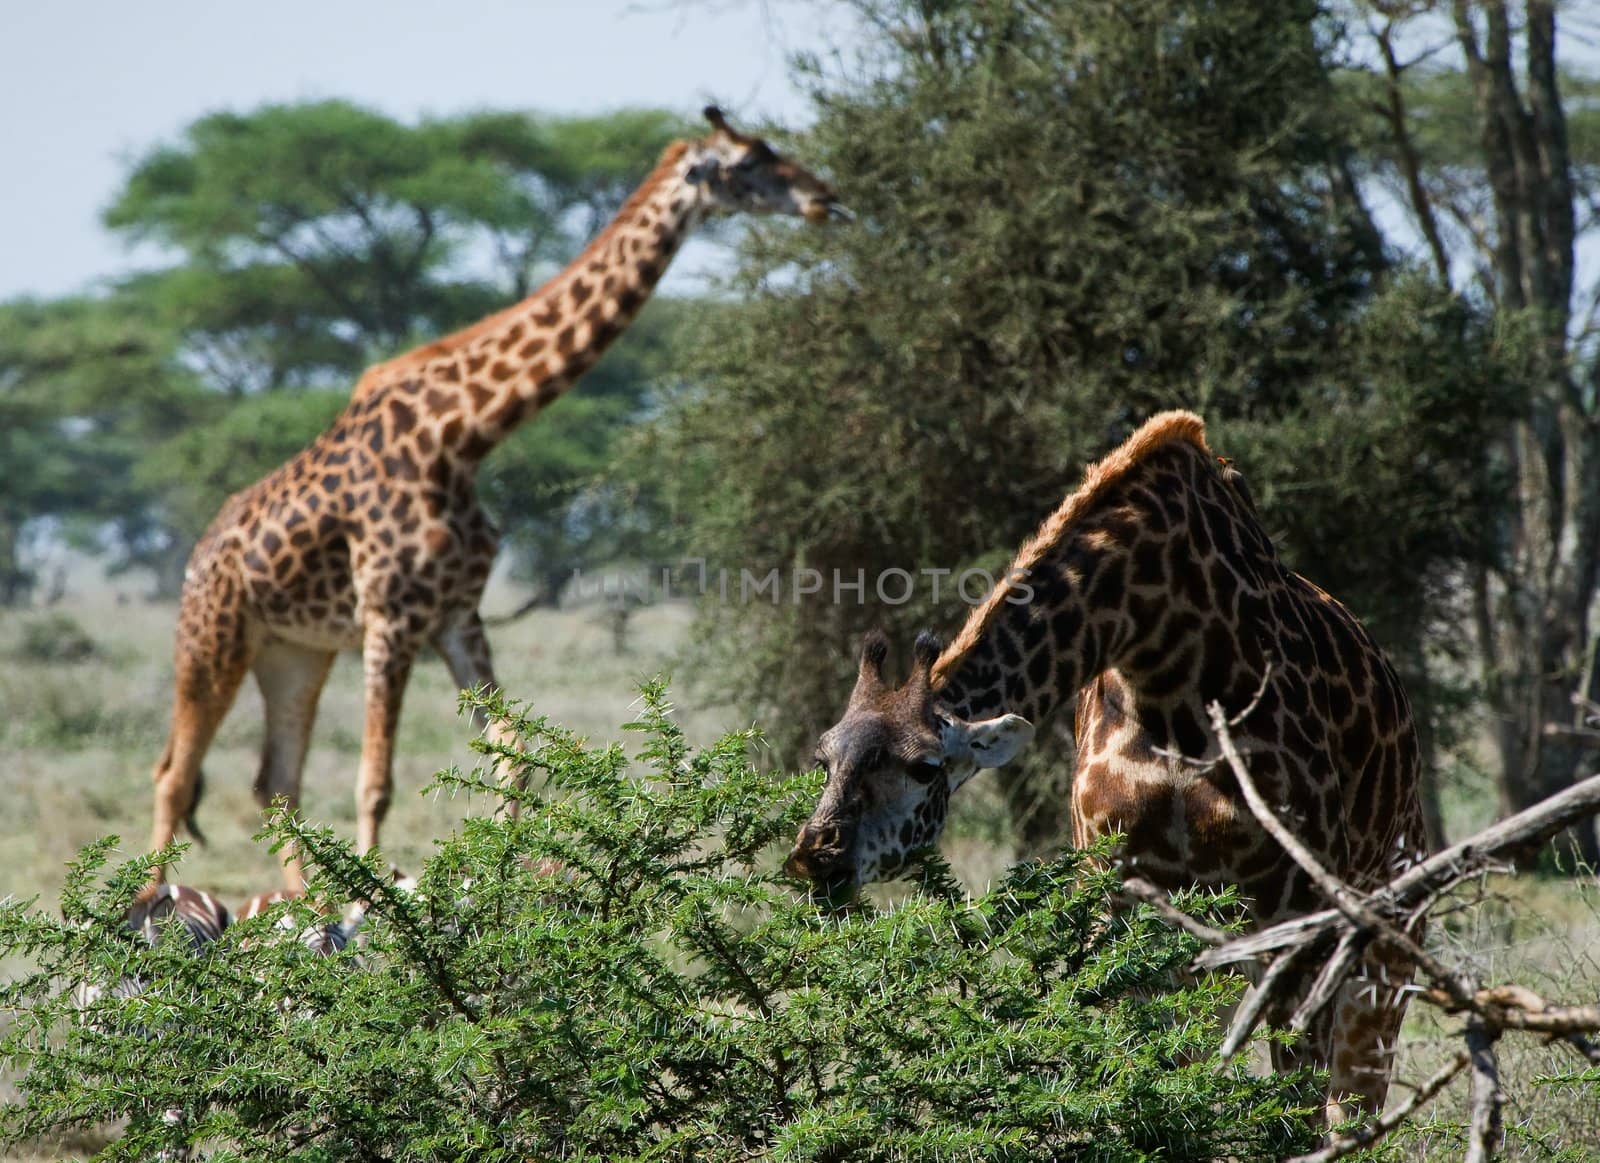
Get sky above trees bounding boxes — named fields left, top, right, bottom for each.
left=0, top=0, right=850, bottom=300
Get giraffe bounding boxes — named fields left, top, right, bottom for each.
left=147, top=107, right=841, bottom=893
left=783, top=410, right=1426, bottom=1121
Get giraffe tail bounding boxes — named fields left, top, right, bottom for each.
left=183, top=767, right=208, bottom=848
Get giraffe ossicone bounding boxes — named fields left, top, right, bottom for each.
left=146, top=106, right=839, bottom=897
left=786, top=409, right=1426, bottom=1122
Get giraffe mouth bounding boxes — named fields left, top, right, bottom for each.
left=803, top=198, right=852, bottom=225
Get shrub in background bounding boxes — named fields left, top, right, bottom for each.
left=1, top=685, right=1316, bottom=1161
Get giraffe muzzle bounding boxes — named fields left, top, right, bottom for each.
left=783, top=821, right=852, bottom=883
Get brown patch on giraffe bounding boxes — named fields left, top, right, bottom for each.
left=389, top=400, right=417, bottom=435
left=487, top=396, right=525, bottom=430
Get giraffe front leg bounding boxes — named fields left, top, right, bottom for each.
left=1326, top=938, right=1416, bottom=1123
left=432, top=614, right=525, bottom=817
left=356, top=620, right=417, bottom=859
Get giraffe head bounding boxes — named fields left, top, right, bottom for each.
left=686, top=106, right=843, bottom=224
left=784, top=630, right=1034, bottom=890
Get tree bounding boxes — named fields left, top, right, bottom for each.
left=0, top=295, right=205, bottom=602
left=1341, top=0, right=1600, bottom=861
left=636, top=0, right=1517, bottom=851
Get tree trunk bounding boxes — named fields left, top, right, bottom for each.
left=1450, top=0, right=1600, bottom=868
left=0, top=515, right=33, bottom=607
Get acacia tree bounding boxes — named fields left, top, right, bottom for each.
left=36, top=101, right=691, bottom=595
left=0, top=295, right=205, bottom=601
left=637, top=0, right=1519, bottom=851
left=1345, top=0, right=1600, bottom=860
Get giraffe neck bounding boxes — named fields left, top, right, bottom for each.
left=369, top=141, right=702, bottom=464
left=933, top=438, right=1275, bottom=732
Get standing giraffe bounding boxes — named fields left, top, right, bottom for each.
left=148, top=107, right=841, bottom=893
left=784, top=410, right=1425, bottom=1120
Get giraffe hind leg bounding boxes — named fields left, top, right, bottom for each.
left=252, top=639, right=337, bottom=894
left=1325, top=940, right=1415, bottom=1123
left=148, top=598, right=254, bottom=887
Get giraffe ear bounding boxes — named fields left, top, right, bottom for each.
left=949, top=714, right=1034, bottom=770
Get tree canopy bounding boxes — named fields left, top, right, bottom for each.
left=1, top=100, right=693, bottom=600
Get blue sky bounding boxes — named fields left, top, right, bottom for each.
left=0, top=0, right=855, bottom=301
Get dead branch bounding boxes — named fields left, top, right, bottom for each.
left=1196, top=766, right=1600, bottom=973
left=1127, top=702, right=1600, bottom=1161
left=1285, top=1051, right=1470, bottom=1163
left=1464, top=1014, right=1503, bottom=1163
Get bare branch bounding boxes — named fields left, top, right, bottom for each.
left=1373, top=18, right=1454, bottom=286
left=1285, top=1051, right=1470, bottom=1163
left=1219, top=941, right=1311, bottom=1061
left=1464, top=1014, right=1504, bottom=1163
left=1116, top=877, right=1230, bottom=946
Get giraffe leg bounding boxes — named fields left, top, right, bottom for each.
left=1324, top=940, right=1414, bottom=1122
left=148, top=592, right=253, bottom=887
left=432, top=614, right=524, bottom=816
left=251, top=639, right=337, bottom=894
left=355, top=620, right=416, bottom=859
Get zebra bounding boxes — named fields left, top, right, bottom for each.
left=235, top=888, right=365, bottom=957
left=72, top=884, right=230, bottom=1007
left=71, top=884, right=231, bottom=1161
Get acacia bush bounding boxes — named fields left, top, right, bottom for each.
left=1, top=685, right=1317, bottom=1160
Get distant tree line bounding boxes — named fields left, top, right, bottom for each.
left=0, top=102, right=688, bottom=604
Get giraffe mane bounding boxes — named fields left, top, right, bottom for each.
left=348, top=140, right=694, bottom=399
left=931, top=409, right=1210, bottom=689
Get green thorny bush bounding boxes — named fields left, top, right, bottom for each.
left=1, top=683, right=1319, bottom=1161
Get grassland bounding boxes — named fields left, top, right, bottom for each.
left=1, top=564, right=1597, bottom=1159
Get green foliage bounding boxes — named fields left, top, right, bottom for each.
left=134, top=388, right=348, bottom=539
left=11, top=612, right=99, bottom=665
left=0, top=686, right=1317, bottom=1161
left=635, top=0, right=1520, bottom=806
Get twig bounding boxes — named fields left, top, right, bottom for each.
left=1219, top=941, right=1312, bottom=1061
left=1284, top=1050, right=1470, bottom=1163
left=1116, top=877, right=1230, bottom=947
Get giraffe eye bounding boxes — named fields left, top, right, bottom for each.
left=906, top=760, right=942, bottom=785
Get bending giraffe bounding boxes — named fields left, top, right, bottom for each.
left=149, top=107, right=841, bottom=893
left=784, top=411, right=1426, bottom=1121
